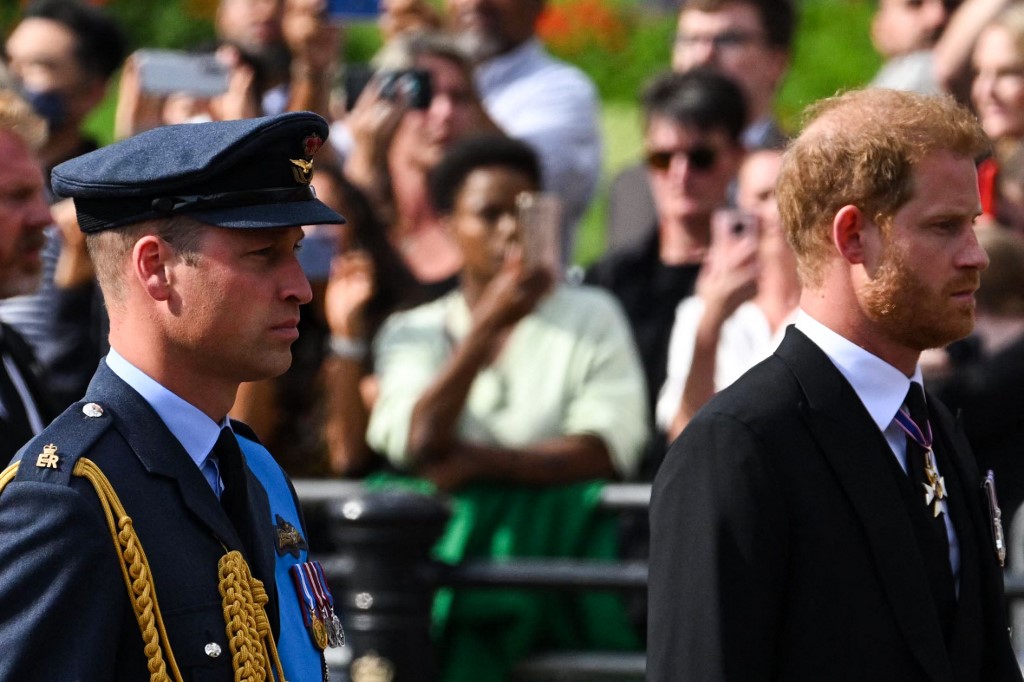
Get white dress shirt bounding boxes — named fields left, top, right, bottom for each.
left=796, top=311, right=960, bottom=582
left=475, top=38, right=602, bottom=262
left=656, top=298, right=795, bottom=430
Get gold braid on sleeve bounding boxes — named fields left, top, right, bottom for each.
left=0, top=460, right=289, bottom=682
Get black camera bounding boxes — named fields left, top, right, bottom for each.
left=378, top=69, right=433, bottom=110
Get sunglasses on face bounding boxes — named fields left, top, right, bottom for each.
left=645, top=146, right=718, bottom=172
left=675, top=31, right=764, bottom=51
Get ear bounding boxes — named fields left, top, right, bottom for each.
left=132, top=235, right=176, bottom=302
left=832, top=204, right=872, bottom=265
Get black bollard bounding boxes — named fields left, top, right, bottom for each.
left=323, top=489, right=451, bottom=682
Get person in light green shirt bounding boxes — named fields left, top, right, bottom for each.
left=365, top=134, right=650, bottom=682
left=368, top=284, right=648, bottom=479
left=367, top=136, right=649, bottom=488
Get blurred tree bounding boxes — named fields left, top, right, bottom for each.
left=0, top=0, right=879, bottom=261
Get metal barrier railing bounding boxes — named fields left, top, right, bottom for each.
left=295, top=480, right=650, bottom=681
left=295, top=479, right=1024, bottom=680
left=291, top=480, right=651, bottom=513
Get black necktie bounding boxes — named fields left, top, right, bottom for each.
left=212, top=427, right=253, bottom=557
left=903, top=382, right=956, bottom=637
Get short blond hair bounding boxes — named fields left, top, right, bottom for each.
left=0, top=89, right=47, bottom=151
left=777, top=88, right=989, bottom=287
left=86, top=216, right=206, bottom=308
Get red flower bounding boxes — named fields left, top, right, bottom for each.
left=537, top=0, right=627, bottom=55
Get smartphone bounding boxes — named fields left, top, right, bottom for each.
left=327, top=0, right=381, bottom=19
left=711, top=208, right=760, bottom=244
left=378, top=69, right=432, bottom=110
left=515, top=192, right=563, bottom=275
left=136, top=49, right=229, bottom=98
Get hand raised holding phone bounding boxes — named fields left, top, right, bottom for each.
left=515, top=191, right=563, bottom=277
left=698, top=208, right=762, bottom=325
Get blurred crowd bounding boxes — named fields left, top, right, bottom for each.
left=6, top=0, right=1024, bottom=676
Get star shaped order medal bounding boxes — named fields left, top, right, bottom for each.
left=922, top=448, right=947, bottom=518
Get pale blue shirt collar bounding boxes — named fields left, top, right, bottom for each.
left=795, top=310, right=924, bottom=432
left=105, top=347, right=227, bottom=472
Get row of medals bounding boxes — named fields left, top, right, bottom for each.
left=311, top=605, right=345, bottom=650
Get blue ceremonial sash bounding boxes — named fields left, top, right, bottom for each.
left=237, top=435, right=323, bottom=681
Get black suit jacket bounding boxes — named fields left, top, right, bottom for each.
left=0, top=361, right=310, bottom=680
left=0, top=322, right=56, bottom=460
left=648, top=327, right=1021, bottom=681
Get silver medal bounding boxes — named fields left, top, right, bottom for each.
left=328, top=609, right=345, bottom=647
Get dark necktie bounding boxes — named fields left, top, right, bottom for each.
left=902, top=382, right=956, bottom=637
left=212, top=427, right=253, bottom=557
left=0, top=335, right=33, bottom=449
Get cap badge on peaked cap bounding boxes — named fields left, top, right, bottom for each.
left=290, top=132, right=323, bottom=185
left=51, top=113, right=344, bottom=231
left=290, top=158, right=314, bottom=185
left=303, top=132, right=323, bottom=157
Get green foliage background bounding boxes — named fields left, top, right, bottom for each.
left=0, top=0, right=882, bottom=264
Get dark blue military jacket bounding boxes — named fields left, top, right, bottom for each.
left=0, top=361, right=320, bottom=680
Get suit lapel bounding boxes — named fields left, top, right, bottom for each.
left=776, top=329, right=954, bottom=682
left=0, top=323, right=56, bottom=424
left=85, top=363, right=246, bottom=552
left=89, top=364, right=284, bottom=636
left=0, top=324, right=47, bottom=455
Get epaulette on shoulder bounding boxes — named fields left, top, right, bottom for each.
left=13, top=400, right=113, bottom=487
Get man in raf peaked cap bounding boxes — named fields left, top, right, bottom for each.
left=0, top=111, right=344, bottom=681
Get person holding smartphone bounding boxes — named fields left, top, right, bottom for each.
left=657, top=145, right=800, bottom=440
left=585, top=68, right=747, bottom=464
left=366, top=135, right=648, bottom=682
left=343, top=31, right=499, bottom=297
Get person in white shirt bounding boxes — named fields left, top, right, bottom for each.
left=657, top=146, right=799, bottom=440
left=869, top=0, right=958, bottom=95
left=446, top=0, right=602, bottom=262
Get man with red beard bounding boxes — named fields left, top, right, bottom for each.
left=649, top=88, right=1022, bottom=681
left=0, top=89, right=57, bottom=460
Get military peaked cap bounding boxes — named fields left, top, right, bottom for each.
left=51, top=111, right=344, bottom=232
